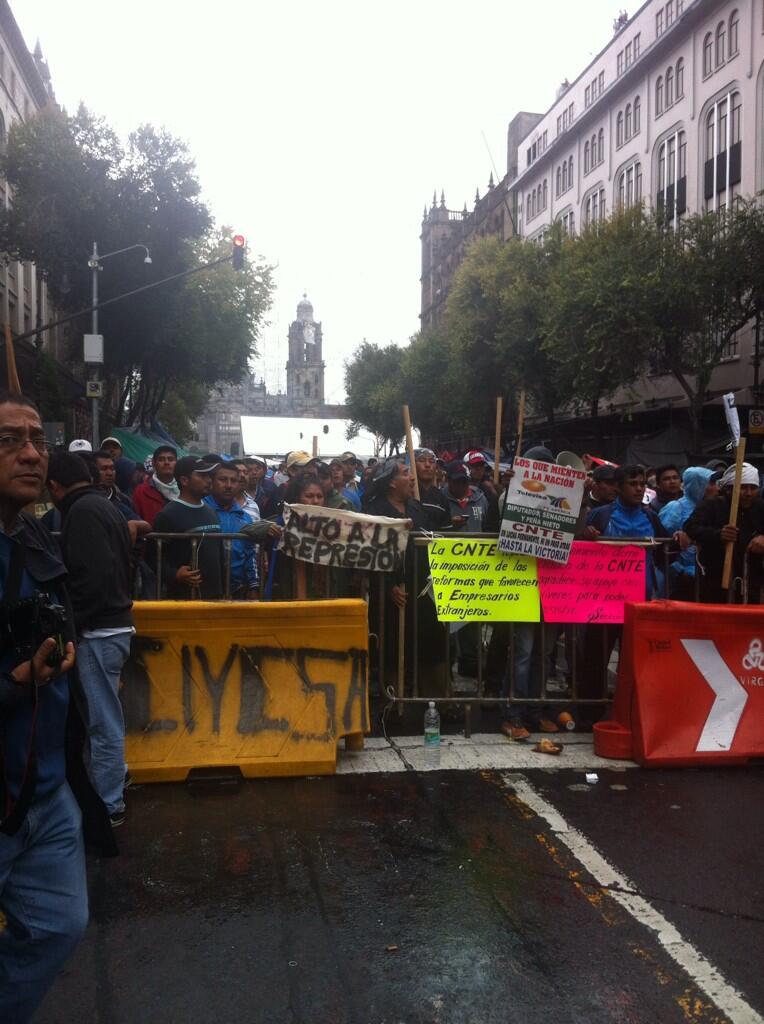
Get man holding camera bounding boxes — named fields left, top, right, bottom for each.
left=47, top=452, right=134, bottom=830
left=0, top=393, right=88, bottom=1022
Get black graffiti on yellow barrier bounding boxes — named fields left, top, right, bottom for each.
left=121, top=637, right=368, bottom=740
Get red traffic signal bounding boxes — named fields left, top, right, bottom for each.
left=232, top=234, right=246, bottom=270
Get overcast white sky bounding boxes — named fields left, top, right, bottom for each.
left=16, top=0, right=622, bottom=402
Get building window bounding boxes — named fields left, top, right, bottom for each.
left=617, top=51, right=624, bottom=76
left=656, top=75, right=664, bottom=114
left=656, top=9, right=664, bottom=35
left=585, top=188, right=606, bottom=228
left=625, top=103, right=633, bottom=139
left=675, top=58, right=684, bottom=98
left=526, top=194, right=531, bottom=221
left=625, top=41, right=633, bottom=67
left=9, top=70, right=15, bottom=100
left=715, top=21, right=726, bottom=67
left=562, top=159, right=568, bottom=192
left=584, top=140, right=590, bottom=174
left=568, top=155, right=573, bottom=187
left=667, top=66, right=675, bottom=106
left=657, top=129, right=687, bottom=226
left=634, top=95, right=641, bottom=133
left=560, top=210, right=575, bottom=236
left=666, top=0, right=675, bottom=25
left=617, top=162, right=642, bottom=208
left=598, top=70, right=604, bottom=94
left=729, top=9, right=739, bottom=55
left=634, top=33, right=641, bottom=58
left=617, top=111, right=624, bottom=147
left=597, top=128, right=604, bottom=165
left=556, top=166, right=562, bottom=196
left=721, top=332, right=739, bottom=360
left=585, top=85, right=591, bottom=107
left=543, top=179, right=548, bottom=208
left=704, top=92, right=742, bottom=212
left=703, top=33, right=713, bottom=76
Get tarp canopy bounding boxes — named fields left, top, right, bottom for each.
left=240, top=415, right=420, bottom=460
left=107, top=426, right=191, bottom=465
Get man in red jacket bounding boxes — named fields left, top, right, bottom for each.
left=131, top=445, right=178, bottom=526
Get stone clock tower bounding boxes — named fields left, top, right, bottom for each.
left=286, top=294, right=325, bottom=415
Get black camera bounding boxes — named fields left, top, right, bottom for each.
left=0, top=593, right=68, bottom=669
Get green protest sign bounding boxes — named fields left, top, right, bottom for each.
left=427, top=537, right=540, bottom=622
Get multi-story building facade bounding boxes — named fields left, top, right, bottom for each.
left=514, top=0, right=757, bottom=244
left=0, top=2, right=57, bottom=345
left=195, top=295, right=346, bottom=454
left=420, top=0, right=764, bottom=455
left=510, top=0, right=763, bottom=450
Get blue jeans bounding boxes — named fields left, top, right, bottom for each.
left=502, top=623, right=556, bottom=726
left=0, top=783, right=88, bottom=1022
left=76, top=633, right=132, bottom=815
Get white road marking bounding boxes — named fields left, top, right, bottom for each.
left=503, top=773, right=763, bottom=1024
left=681, top=639, right=749, bottom=751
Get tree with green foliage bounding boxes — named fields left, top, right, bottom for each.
left=344, top=341, right=406, bottom=450
left=0, top=105, right=272, bottom=430
left=445, top=232, right=565, bottom=435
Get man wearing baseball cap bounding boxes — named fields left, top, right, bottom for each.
left=68, top=439, right=92, bottom=454
left=150, top=457, right=223, bottom=599
left=339, top=451, right=362, bottom=510
left=414, top=448, right=450, bottom=530
left=462, top=450, right=500, bottom=530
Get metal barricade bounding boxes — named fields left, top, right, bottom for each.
left=383, top=533, right=680, bottom=736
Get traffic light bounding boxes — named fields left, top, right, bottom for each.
left=232, top=234, right=246, bottom=271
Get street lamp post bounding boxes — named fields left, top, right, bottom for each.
left=86, top=242, right=152, bottom=447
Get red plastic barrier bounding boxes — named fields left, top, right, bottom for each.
left=594, top=600, right=764, bottom=766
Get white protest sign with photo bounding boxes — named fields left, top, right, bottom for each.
left=279, top=504, right=410, bottom=571
left=498, top=457, right=586, bottom=564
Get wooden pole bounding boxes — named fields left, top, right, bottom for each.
left=722, top=437, right=746, bottom=592
left=493, top=397, right=503, bottom=486
left=312, top=434, right=318, bottom=458
left=402, top=404, right=420, bottom=501
left=515, top=391, right=526, bottom=463
left=397, top=591, right=406, bottom=717
left=4, top=324, right=20, bottom=394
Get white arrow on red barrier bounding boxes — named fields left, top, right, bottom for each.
left=681, top=639, right=749, bottom=752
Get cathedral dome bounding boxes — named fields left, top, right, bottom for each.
left=297, top=293, right=314, bottom=322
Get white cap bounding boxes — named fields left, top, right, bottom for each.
left=68, top=439, right=92, bottom=453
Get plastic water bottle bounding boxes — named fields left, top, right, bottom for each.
left=424, top=701, right=440, bottom=748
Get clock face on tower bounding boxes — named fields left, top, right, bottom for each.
left=303, top=323, right=315, bottom=345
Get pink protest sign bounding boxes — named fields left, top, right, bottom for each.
left=537, top=541, right=646, bottom=624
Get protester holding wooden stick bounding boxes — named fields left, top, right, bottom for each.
left=685, top=460, right=764, bottom=604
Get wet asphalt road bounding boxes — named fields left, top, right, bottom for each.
left=37, top=765, right=764, bottom=1024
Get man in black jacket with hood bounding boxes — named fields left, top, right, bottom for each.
left=47, top=452, right=134, bottom=828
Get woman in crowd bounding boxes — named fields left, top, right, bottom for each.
left=242, top=471, right=328, bottom=599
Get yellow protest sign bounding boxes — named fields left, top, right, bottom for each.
left=427, top=537, right=540, bottom=622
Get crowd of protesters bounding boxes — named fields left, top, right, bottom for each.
left=3, top=383, right=764, bottom=1018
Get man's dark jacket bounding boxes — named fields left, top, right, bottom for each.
left=685, top=496, right=764, bottom=602
left=0, top=512, right=117, bottom=854
left=59, top=486, right=133, bottom=632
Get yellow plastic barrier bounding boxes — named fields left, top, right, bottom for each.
left=122, top=599, right=369, bottom=782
